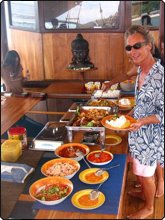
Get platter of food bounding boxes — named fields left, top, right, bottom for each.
left=93, top=89, right=120, bottom=99
left=65, top=107, right=108, bottom=144
left=101, top=114, right=137, bottom=131
left=117, top=97, right=135, bottom=110
left=79, top=168, right=109, bottom=184
left=71, top=189, right=105, bottom=210
left=105, top=134, right=122, bottom=146
left=86, top=150, right=113, bottom=166
left=86, top=99, right=118, bottom=107
left=84, top=81, right=101, bottom=94
left=68, top=106, right=111, bottom=127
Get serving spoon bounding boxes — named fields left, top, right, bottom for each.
left=95, top=144, right=105, bottom=158
left=95, top=164, right=120, bottom=176
left=90, top=164, right=120, bottom=200
left=89, top=182, right=105, bottom=200
left=75, top=150, right=91, bottom=168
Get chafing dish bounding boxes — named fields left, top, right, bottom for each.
left=81, top=131, right=100, bottom=145
left=65, top=106, right=112, bottom=145
left=85, top=99, right=119, bottom=113
left=30, top=122, right=67, bottom=151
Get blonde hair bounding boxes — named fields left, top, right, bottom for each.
left=125, top=25, right=155, bottom=54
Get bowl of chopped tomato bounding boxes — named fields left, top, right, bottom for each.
left=86, top=150, right=113, bottom=165
left=29, top=176, right=73, bottom=205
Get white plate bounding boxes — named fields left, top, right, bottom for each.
left=86, top=150, right=113, bottom=166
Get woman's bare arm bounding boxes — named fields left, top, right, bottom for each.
left=101, top=65, right=138, bottom=91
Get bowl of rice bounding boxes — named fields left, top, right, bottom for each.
left=41, top=158, right=80, bottom=179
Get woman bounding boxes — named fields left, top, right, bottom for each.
left=1, top=50, right=24, bottom=94
left=125, top=25, right=164, bottom=219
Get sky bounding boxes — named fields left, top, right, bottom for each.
left=57, top=1, right=120, bottom=24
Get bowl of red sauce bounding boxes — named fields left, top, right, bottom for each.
left=86, top=150, right=113, bottom=165
left=55, top=143, right=90, bottom=161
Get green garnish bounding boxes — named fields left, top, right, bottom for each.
left=76, top=106, right=80, bottom=115
left=86, top=121, right=94, bottom=127
left=112, top=114, right=119, bottom=119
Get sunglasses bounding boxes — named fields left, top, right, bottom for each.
left=125, top=42, right=146, bottom=51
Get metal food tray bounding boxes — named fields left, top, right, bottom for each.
left=85, top=99, right=119, bottom=113
left=30, top=121, right=67, bottom=151
left=66, top=106, right=114, bottom=127
left=68, top=102, right=78, bottom=112
left=65, top=106, right=112, bottom=145
left=92, top=89, right=121, bottom=99
left=68, top=101, right=88, bottom=112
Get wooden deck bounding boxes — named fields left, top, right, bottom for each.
left=123, top=162, right=164, bottom=219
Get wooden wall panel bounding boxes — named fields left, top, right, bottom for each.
left=43, top=33, right=74, bottom=80
left=8, top=29, right=159, bottom=81
left=43, top=32, right=129, bottom=81
left=7, top=29, right=44, bottom=80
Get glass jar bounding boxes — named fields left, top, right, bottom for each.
left=8, top=127, right=27, bottom=150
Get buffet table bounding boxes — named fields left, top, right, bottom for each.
left=1, top=121, right=129, bottom=219
left=5, top=129, right=128, bottom=219
left=1, top=82, right=130, bottom=219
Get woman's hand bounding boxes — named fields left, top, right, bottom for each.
left=128, top=115, right=160, bottom=131
left=128, top=120, right=143, bottom=131
left=101, top=81, right=112, bottom=92
left=127, top=109, right=134, bottom=117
